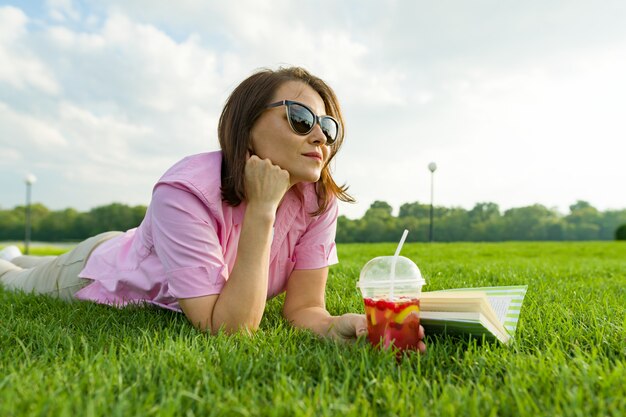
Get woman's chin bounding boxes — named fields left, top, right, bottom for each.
left=307, top=173, right=322, bottom=184
left=291, top=172, right=321, bottom=185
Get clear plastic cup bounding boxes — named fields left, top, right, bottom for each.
left=357, top=256, right=426, bottom=350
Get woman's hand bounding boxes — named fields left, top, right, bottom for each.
left=326, top=313, right=368, bottom=343
left=327, top=313, right=427, bottom=353
left=244, top=155, right=291, bottom=212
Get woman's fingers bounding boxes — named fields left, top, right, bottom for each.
left=342, top=313, right=366, bottom=338
left=352, top=313, right=368, bottom=336
left=244, top=156, right=290, bottom=208
left=407, top=312, right=426, bottom=340
left=328, top=313, right=367, bottom=342
left=331, top=313, right=426, bottom=353
left=417, top=324, right=426, bottom=353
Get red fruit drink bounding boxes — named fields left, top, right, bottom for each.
left=363, top=297, right=421, bottom=350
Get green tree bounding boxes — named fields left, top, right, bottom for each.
left=468, top=202, right=501, bottom=241
left=25, top=203, right=50, bottom=242
left=564, top=200, right=601, bottom=240
left=365, top=201, right=393, bottom=217
left=502, top=204, right=559, bottom=240
left=598, top=209, right=626, bottom=240
left=0, top=207, right=23, bottom=240
left=396, top=216, right=424, bottom=242
left=84, top=203, right=146, bottom=235
left=336, top=215, right=357, bottom=243
left=398, top=202, right=430, bottom=219
left=545, top=219, right=565, bottom=240
left=468, top=202, right=500, bottom=223
left=436, top=207, right=471, bottom=241
left=37, top=208, right=81, bottom=241
left=361, top=201, right=396, bottom=242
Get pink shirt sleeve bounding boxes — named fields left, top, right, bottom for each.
left=293, top=196, right=339, bottom=270
left=151, top=184, right=228, bottom=299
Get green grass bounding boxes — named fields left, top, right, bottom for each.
left=14, top=246, right=71, bottom=256
left=1, top=242, right=625, bottom=416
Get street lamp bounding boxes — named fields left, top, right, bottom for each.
left=24, top=174, right=37, bottom=255
left=428, top=162, right=437, bottom=242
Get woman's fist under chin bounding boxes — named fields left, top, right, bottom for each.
left=244, top=155, right=291, bottom=211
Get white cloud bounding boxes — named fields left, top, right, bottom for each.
left=0, top=101, right=67, bottom=148
left=46, top=0, right=81, bottom=21
left=214, top=8, right=406, bottom=107
left=0, top=6, right=60, bottom=94
left=81, top=0, right=406, bottom=106
left=57, top=101, right=153, bottom=160
left=0, top=146, right=21, bottom=162
left=46, top=25, right=105, bottom=49
left=44, top=13, right=221, bottom=112
left=0, top=5, right=26, bottom=41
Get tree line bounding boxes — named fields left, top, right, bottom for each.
left=337, top=200, right=626, bottom=242
left=0, top=203, right=146, bottom=242
left=1, top=200, right=625, bottom=242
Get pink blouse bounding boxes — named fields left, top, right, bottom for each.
left=75, top=151, right=339, bottom=312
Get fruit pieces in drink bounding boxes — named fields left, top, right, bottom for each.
left=363, top=297, right=420, bottom=350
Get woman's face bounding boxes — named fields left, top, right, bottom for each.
left=250, top=81, right=331, bottom=187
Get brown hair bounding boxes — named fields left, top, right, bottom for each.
left=218, top=66, right=354, bottom=215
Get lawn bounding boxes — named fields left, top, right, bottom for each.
left=1, top=242, right=625, bottom=416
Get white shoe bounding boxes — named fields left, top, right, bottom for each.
left=0, top=245, right=22, bottom=262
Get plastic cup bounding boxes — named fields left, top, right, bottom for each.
left=357, top=256, right=426, bottom=351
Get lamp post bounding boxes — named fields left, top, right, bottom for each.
left=428, top=162, right=437, bottom=242
left=24, top=174, right=37, bottom=255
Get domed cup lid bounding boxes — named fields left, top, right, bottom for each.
left=357, top=256, right=426, bottom=289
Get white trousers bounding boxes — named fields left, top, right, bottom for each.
left=0, top=232, right=122, bottom=301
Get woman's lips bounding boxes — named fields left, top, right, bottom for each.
left=303, top=152, right=322, bottom=161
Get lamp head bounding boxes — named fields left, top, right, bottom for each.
left=25, top=174, right=37, bottom=185
left=428, top=162, right=437, bottom=173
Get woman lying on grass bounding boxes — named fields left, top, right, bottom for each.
left=0, top=67, right=426, bottom=352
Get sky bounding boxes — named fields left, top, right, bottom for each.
left=1, top=0, right=625, bottom=219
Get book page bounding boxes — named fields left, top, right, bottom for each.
left=430, top=286, right=528, bottom=336
left=420, top=291, right=505, bottom=336
left=488, top=296, right=513, bottom=325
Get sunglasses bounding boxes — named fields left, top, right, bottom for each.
left=265, top=100, right=340, bottom=145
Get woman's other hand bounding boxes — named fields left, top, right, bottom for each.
left=244, top=155, right=291, bottom=212
left=326, top=313, right=368, bottom=342
left=327, top=313, right=427, bottom=353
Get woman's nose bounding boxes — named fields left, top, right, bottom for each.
left=308, top=122, right=327, bottom=145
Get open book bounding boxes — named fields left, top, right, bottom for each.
left=419, top=285, right=528, bottom=344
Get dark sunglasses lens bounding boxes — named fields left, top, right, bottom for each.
left=288, top=104, right=315, bottom=134
left=321, top=118, right=338, bottom=144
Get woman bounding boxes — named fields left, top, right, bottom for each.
left=0, top=67, right=425, bottom=351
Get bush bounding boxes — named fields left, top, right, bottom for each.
left=615, top=224, right=626, bottom=240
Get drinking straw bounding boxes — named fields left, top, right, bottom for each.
left=389, top=229, right=409, bottom=300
